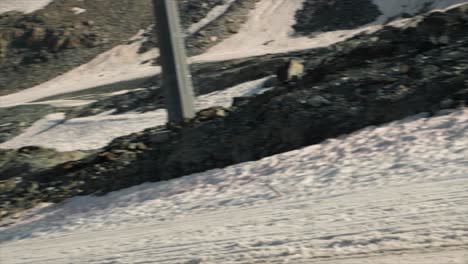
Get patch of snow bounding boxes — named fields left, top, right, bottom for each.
left=0, top=111, right=168, bottom=151
left=0, top=0, right=53, bottom=14
left=187, top=0, right=237, bottom=35
left=1, top=108, right=467, bottom=263
left=70, top=7, right=86, bottom=15
left=22, top=99, right=96, bottom=108
left=0, top=77, right=270, bottom=151
left=22, top=89, right=143, bottom=108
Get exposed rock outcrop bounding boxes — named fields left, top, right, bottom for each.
left=294, top=0, right=381, bottom=35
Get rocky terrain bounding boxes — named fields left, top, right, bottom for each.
left=0, top=0, right=258, bottom=95
left=0, top=0, right=261, bottom=148
left=0, top=3, right=467, bottom=220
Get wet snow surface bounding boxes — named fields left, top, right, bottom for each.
left=1, top=109, right=467, bottom=263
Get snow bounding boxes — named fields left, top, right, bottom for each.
left=0, top=77, right=270, bottom=151
left=0, top=0, right=347, bottom=107
left=1, top=108, right=467, bottom=263
left=0, top=0, right=53, bottom=14
left=70, top=7, right=86, bottom=15
left=0, top=37, right=160, bottom=108
left=22, top=99, right=96, bottom=108
left=187, top=0, right=238, bottom=35
left=0, top=1, right=467, bottom=262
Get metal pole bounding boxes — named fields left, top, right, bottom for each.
left=153, top=0, right=195, bottom=124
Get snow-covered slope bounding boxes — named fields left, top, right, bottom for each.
left=0, top=0, right=53, bottom=14
left=1, top=108, right=467, bottom=263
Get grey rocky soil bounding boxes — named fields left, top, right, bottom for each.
left=1, top=4, right=467, bottom=221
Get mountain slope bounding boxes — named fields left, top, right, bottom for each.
left=0, top=1, right=467, bottom=263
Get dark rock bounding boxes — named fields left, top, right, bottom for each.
left=440, top=98, right=455, bottom=109
left=24, top=27, right=46, bottom=48
left=0, top=37, right=7, bottom=59
left=0, top=146, right=89, bottom=181
left=294, top=0, right=381, bottom=35
left=307, top=96, right=331, bottom=107
left=148, top=131, right=171, bottom=144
